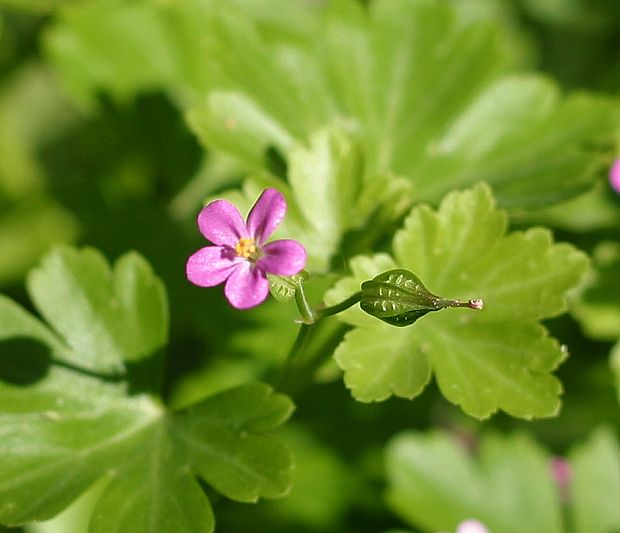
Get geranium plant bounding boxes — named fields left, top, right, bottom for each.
left=1, top=1, right=620, bottom=532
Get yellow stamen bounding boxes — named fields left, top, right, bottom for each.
left=235, top=238, right=257, bottom=259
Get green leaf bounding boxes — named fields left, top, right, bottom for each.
left=385, top=431, right=563, bottom=533
left=89, top=427, right=215, bottom=533
left=190, top=0, right=614, bottom=209
left=268, top=271, right=309, bottom=303
left=0, top=247, right=294, bottom=530
left=174, top=383, right=294, bottom=502
left=572, top=241, right=620, bottom=341
left=325, top=184, right=587, bottom=418
left=44, top=0, right=213, bottom=109
left=0, top=389, right=159, bottom=525
left=336, top=326, right=432, bottom=402
left=27, top=247, right=168, bottom=372
left=44, top=0, right=615, bottom=208
left=570, top=427, right=620, bottom=533
left=611, top=341, right=620, bottom=405
left=89, top=383, right=294, bottom=532
left=205, top=127, right=404, bottom=273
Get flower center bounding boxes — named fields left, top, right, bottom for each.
left=235, top=238, right=259, bottom=260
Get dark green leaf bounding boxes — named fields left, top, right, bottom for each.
left=0, top=248, right=294, bottom=530
left=360, top=269, right=482, bottom=326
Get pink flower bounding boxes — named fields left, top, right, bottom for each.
left=610, top=158, right=620, bottom=194
left=550, top=456, right=571, bottom=502
left=186, top=188, right=307, bottom=309
left=456, top=519, right=489, bottom=533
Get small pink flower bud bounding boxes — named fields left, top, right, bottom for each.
left=610, top=158, right=620, bottom=194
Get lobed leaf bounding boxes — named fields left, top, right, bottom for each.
left=385, top=431, right=563, bottom=533
left=570, top=427, right=620, bottom=533
left=89, top=427, right=215, bottom=533
left=44, top=0, right=616, bottom=210
left=0, top=394, right=158, bottom=524
left=188, top=0, right=614, bottom=209
left=326, top=184, right=587, bottom=418
left=206, top=127, right=400, bottom=272
left=335, top=326, right=431, bottom=402
left=174, top=383, right=295, bottom=502
left=26, top=247, right=168, bottom=372
left=0, top=247, right=294, bottom=530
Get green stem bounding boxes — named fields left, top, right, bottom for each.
left=294, top=282, right=316, bottom=324
left=276, top=322, right=314, bottom=391
left=277, top=291, right=362, bottom=396
left=315, top=291, right=362, bottom=318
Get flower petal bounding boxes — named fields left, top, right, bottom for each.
left=186, top=246, right=239, bottom=287
left=610, top=158, right=620, bottom=194
left=259, top=239, right=307, bottom=276
left=246, top=188, right=287, bottom=244
left=224, top=262, right=270, bottom=309
left=198, top=199, right=248, bottom=246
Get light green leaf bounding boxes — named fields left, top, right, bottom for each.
left=326, top=184, right=587, bottom=418
left=570, top=428, right=620, bottom=533
left=44, top=0, right=211, bottom=108
left=336, top=326, right=431, bottom=402
left=188, top=91, right=297, bottom=170
left=93, top=382, right=294, bottom=532
left=0, top=382, right=293, bottom=530
left=412, top=76, right=614, bottom=208
left=393, top=186, right=587, bottom=322
left=288, top=127, right=366, bottom=244
left=192, top=5, right=333, bottom=156
left=385, top=431, right=563, bottom=533
left=417, top=318, right=565, bottom=419
left=208, top=128, right=403, bottom=273
left=192, top=0, right=613, bottom=209
left=27, top=247, right=168, bottom=372
left=325, top=253, right=398, bottom=329
left=44, top=0, right=614, bottom=208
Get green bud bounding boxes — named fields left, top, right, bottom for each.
left=360, top=269, right=483, bottom=327
left=268, top=270, right=310, bottom=303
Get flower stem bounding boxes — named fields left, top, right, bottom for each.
left=294, top=282, right=316, bottom=324
left=276, top=322, right=314, bottom=390
left=315, top=291, right=362, bottom=318
left=438, top=298, right=485, bottom=310
left=276, top=320, right=350, bottom=396
left=277, top=291, right=363, bottom=395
